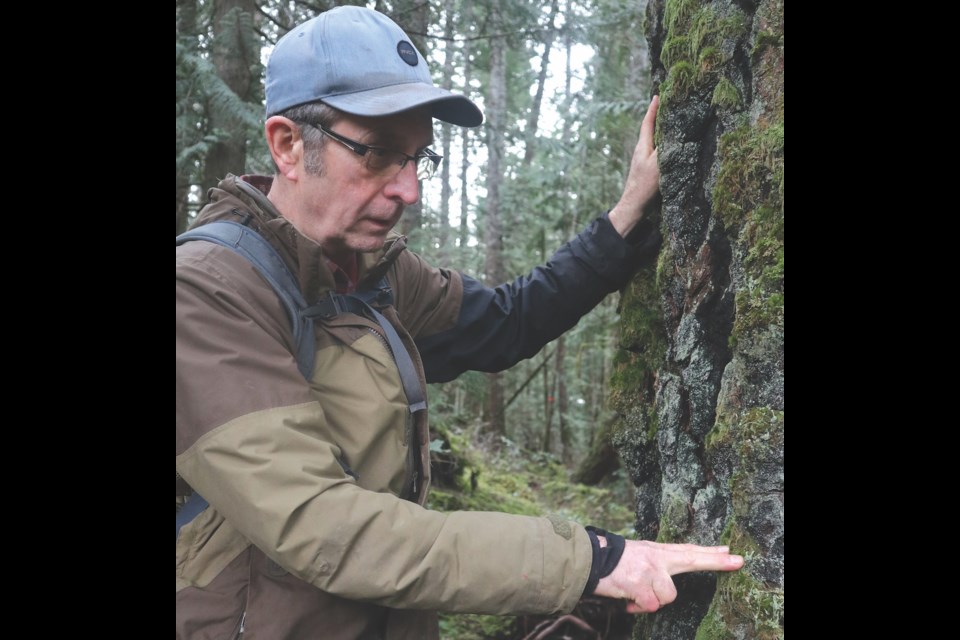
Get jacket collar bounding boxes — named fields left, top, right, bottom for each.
left=193, top=174, right=407, bottom=304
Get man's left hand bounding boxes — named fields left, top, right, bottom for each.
left=608, top=95, right=660, bottom=239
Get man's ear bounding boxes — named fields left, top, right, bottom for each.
left=265, top=117, right=303, bottom=180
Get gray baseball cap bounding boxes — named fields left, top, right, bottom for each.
left=266, top=6, right=483, bottom=127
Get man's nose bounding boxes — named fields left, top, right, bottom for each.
left=383, top=161, right=420, bottom=205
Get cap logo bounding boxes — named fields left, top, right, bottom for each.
left=397, top=40, right=418, bottom=66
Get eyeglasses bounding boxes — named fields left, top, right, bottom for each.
left=305, top=122, right=442, bottom=180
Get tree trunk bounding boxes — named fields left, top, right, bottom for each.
left=482, top=0, right=508, bottom=438
left=522, top=0, right=559, bottom=165
left=611, top=1, right=784, bottom=639
left=436, top=0, right=457, bottom=264
left=541, top=349, right=553, bottom=452
left=556, top=336, right=572, bottom=464
left=572, top=415, right=620, bottom=485
left=203, top=0, right=258, bottom=193
left=396, top=0, right=429, bottom=241
left=459, top=0, right=475, bottom=261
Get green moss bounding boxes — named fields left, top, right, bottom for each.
left=711, top=77, right=741, bottom=109
left=712, top=121, right=784, bottom=344
left=656, top=496, right=690, bottom=543
left=752, top=30, right=782, bottom=58
left=707, top=408, right=783, bottom=464
left=659, top=0, right=748, bottom=112
left=698, top=46, right=722, bottom=72
left=665, top=61, right=697, bottom=99
left=661, top=35, right=691, bottom=69
left=664, top=0, right=700, bottom=35
left=645, top=408, right=659, bottom=441
left=694, top=609, right=735, bottom=640
left=696, top=519, right=783, bottom=640
left=609, top=266, right=667, bottom=413
left=704, top=417, right=733, bottom=452
left=438, top=613, right=516, bottom=639
left=687, top=7, right=717, bottom=61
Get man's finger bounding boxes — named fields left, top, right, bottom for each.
left=637, top=540, right=731, bottom=554
left=637, top=95, right=660, bottom=154
left=665, top=549, right=744, bottom=576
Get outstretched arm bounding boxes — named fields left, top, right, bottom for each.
left=608, top=95, right=660, bottom=239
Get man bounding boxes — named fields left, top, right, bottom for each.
left=176, top=6, right=743, bottom=639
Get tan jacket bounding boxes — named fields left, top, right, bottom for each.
left=177, top=175, right=655, bottom=639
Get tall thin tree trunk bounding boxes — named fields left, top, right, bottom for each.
left=458, top=0, right=475, bottom=261
left=482, top=0, right=508, bottom=438
left=397, top=0, right=430, bottom=240
left=203, top=0, right=258, bottom=193
left=523, top=0, right=559, bottom=165
left=436, top=0, right=457, bottom=264
left=562, top=0, right=580, bottom=238
left=556, top=335, right=571, bottom=463
left=541, top=351, right=553, bottom=452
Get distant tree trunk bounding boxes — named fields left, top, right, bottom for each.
left=458, top=0, right=475, bottom=260
left=482, top=0, right=508, bottom=438
left=572, top=415, right=620, bottom=485
left=540, top=230, right=554, bottom=452
left=436, top=0, right=457, bottom=264
left=397, top=0, right=429, bottom=240
left=203, top=0, right=258, bottom=193
left=541, top=349, right=553, bottom=452
left=556, top=336, right=572, bottom=463
left=611, top=1, right=784, bottom=639
left=522, top=0, right=559, bottom=165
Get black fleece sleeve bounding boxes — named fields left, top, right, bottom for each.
left=417, top=212, right=660, bottom=382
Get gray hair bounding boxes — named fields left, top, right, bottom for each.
left=272, top=102, right=342, bottom=176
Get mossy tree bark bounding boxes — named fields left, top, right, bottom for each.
left=610, top=1, right=783, bottom=638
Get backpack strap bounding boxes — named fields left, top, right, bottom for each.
left=305, top=294, right=427, bottom=414
left=176, top=492, right=209, bottom=541
left=177, top=220, right=316, bottom=380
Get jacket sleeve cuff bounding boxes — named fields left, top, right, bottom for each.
left=582, top=526, right=627, bottom=597
left=568, top=212, right=661, bottom=289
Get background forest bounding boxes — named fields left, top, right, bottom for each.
left=177, top=1, right=784, bottom=638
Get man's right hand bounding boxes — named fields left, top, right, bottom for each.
left=594, top=539, right=744, bottom=614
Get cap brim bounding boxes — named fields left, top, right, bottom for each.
left=321, top=83, right=483, bottom=127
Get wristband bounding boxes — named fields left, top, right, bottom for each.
left=583, top=526, right=626, bottom=596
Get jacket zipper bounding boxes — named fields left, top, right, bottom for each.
left=366, top=327, right=392, bottom=356
left=237, top=611, right=246, bottom=639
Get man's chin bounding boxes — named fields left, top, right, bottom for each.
left=351, top=235, right=390, bottom=254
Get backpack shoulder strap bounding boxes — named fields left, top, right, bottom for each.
left=177, top=221, right=316, bottom=379
left=304, top=283, right=426, bottom=415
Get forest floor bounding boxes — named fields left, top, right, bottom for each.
left=427, top=422, right=639, bottom=640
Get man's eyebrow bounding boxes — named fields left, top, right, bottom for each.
left=362, top=128, right=434, bottom=152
